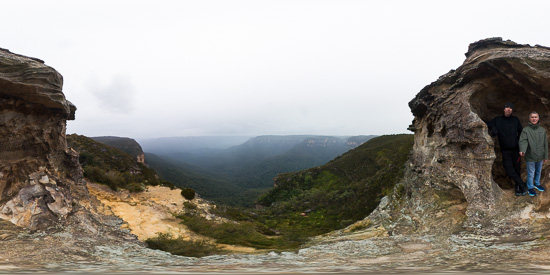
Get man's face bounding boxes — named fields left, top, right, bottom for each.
left=504, top=107, right=513, bottom=117
left=530, top=113, right=540, bottom=124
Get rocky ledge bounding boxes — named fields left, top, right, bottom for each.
left=0, top=48, right=138, bottom=242
left=4, top=40, right=550, bottom=273
left=0, top=48, right=80, bottom=229
left=348, top=38, right=550, bottom=238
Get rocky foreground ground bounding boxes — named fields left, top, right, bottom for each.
left=5, top=39, right=550, bottom=274
left=1, top=179, right=550, bottom=274
left=2, top=208, right=550, bottom=274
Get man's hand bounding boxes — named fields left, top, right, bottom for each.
left=520, top=152, right=525, bottom=156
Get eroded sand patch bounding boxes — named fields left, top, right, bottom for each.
left=88, top=183, right=198, bottom=241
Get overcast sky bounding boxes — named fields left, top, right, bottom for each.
left=3, top=0, right=550, bottom=139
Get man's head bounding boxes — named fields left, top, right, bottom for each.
left=504, top=102, right=514, bottom=117
left=529, top=111, right=540, bottom=125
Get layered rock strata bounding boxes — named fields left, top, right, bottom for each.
left=406, top=38, right=550, bottom=230
left=0, top=48, right=91, bottom=230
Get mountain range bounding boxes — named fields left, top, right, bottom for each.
left=100, top=135, right=375, bottom=206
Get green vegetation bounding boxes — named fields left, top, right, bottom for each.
left=145, top=233, right=222, bottom=257
left=90, top=136, right=144, bottom=159
left=145, top=135, right=376, bottom=207
left=170, top=135, right=414, bottom=253
left=177, top=213, right=293, bottom=249
left=254, top=134, right=414, bottom=240
left=180, top=188, right=196, bottom=200
left=144, top=153, right=242, bottom=201
left=183, top=201, right=197, bottom=209
left=71, top=134, right=414, bottom=256
left=67, top=134, right=175, bottom=192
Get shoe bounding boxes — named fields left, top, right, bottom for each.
left=515, top=185, right=523, bottom=196
left=522, top=183, right=529, bottom=196
left=535, top=185, right=546, bottom=192
left=528, top=189, right=537, bottom=196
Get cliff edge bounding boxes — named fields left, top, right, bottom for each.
left=0, top=48, right=117, bottom=233
left=369, top=38, right=550, bottom=236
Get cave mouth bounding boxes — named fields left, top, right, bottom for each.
left=470, top=71, right=550, bottom=190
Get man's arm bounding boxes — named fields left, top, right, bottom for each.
left=519, top=129, right=528, bottom=156
left=486, top=117, right=498, bottom=136
left=516, top=117, right=523, bottom=137
left=544, top=130, right=549, bottom=160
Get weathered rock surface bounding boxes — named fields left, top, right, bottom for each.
left=290, top=37, right=550, bottom=273
left=7, top=40, right=550, bottom=273
left=361, top=38, right=550, bottom=236
left=88, top=182, right=260, bottom=254
left=0, top=48, right=81, bottom=229
left=89, top=183, right=202, bottom=241
left=0, top=48, right=134, bottom=238
left=3, top=217, right=550, bottom=273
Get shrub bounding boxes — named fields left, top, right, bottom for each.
left=183, top=201, right=197, bottom=209
left=145, top=233, right=221, bottom=257
left=162, top=181, right=176, bottom=190
left=67, top=134, right=178, bottom=193
left=181, top=188, right=196, bottom=200
left=177, top=213, right=293, bottom=249
left=254, top=134, right=414, bottom=243
left=126, top=182, right=145, bottom=193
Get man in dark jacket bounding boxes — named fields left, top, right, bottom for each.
left=487, top=102, right=527, bottom=196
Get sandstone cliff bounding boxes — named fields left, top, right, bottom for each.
left=91, top=136, right=146, bottom=164
left=4, top=40, right=550, bottom=273
left=370, top=38, right=550, bottom=236
left=0, top=48, right=123, bottom=234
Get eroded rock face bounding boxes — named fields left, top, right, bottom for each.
left=407, top=38, right=550, bottom=228
left=0, top=48, right=83, bottom=229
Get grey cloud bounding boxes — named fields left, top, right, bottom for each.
left=90, top=75, right=136, bottom=114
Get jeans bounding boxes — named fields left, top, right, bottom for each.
left=526, top=160, right=543, bottom=190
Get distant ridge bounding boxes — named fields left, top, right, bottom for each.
left=139, top=136, right=252, bottom=155
left=142, top=134, right=377, bottom=206
left=256, top=134, right=414, bottom=236
left=91, top=136, right=146, bottom=163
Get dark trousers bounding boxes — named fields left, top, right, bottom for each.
left=501, top=149, right=523, bottom=187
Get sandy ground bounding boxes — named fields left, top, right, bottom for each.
left=87, top=182, right=257, bottom=253
left=5, top=183, right=550, bottom=273
left=88, top=182, right=194, bottom=241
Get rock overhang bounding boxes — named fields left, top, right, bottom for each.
left=0, top=48, right=75, bottom=120
left=412, top=38, right=550, bottom=127
left=407, top=37, right=550, bottom=227
left=0, top=48, right=81, bottom=230
left=468, top=58, right=550, bottom=127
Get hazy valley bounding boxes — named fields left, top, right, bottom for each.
left=64, top=132, right=415, bottom=258
left=5, top=38, right=550, bottom=274
left=137, top=135, right=376, bottom=206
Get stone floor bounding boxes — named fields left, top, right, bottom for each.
left=2, top=217, right=550, bottom=274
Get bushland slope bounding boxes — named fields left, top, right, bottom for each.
left=256, top=134, right=414, bottom=239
